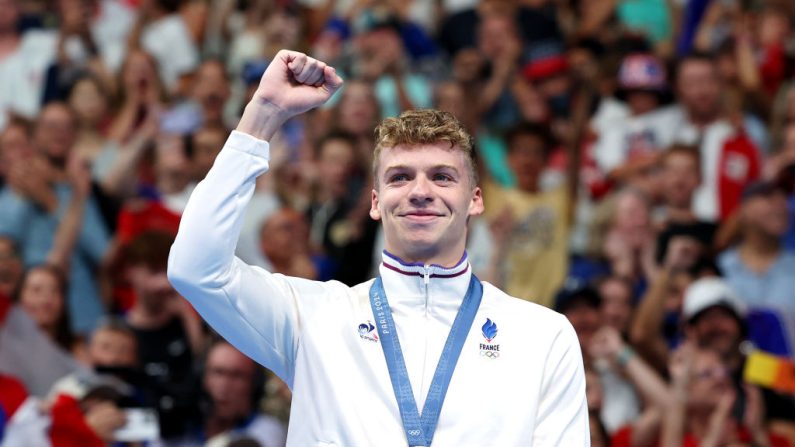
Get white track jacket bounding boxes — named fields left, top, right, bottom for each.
left=168, top=131, right=590, bottom=446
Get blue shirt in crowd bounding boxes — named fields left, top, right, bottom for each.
left=0, top=184, right=109, bottom=335
left=718, top=248, right=795, bottom=356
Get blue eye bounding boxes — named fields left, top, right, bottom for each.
left=389, top=174, right=409, bottom=183
left=433, top=173, right=453, bottom=182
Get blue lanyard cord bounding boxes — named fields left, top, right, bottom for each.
left=369, top=275, right=483, bottom=446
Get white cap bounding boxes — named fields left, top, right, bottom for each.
left=682, top=277, right=747, bottom=322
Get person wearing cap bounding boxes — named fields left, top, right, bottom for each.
left=593, top=53, right=670, bottom=178
left=681, top=277, right=747, bottom=371
left=614, top=277, right=793, bottom=446
left=666, top=276, right=795, bottom=439
left=612, top=343, right=790, bottom=447
left=597, top=52, right=763, bottom=222
left=718, top=180, right=795, bottom=357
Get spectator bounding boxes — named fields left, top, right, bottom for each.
left=49, top=317, right=140, bottom=400
left=554, top=280, right=601, bottom=350
left=597, top=275, right=634, bottom=335
left=15, top=264, right=77, bottom=354
left=655, top=144, right=702, bottom=226
left=189, top=59, right=231, bottom=130
left=306, top=130, right=376, bottom=284
left=0, top=102, right=110, bottom=335
left=0, top=117, right=33, bottom=185
left=483, top=122, right=574, bottom=307
left=593, top=53, right=670, bottom=178
left=129, top=0, right=198, bottom=95
left=66, top=74, right=113, bottom=163
left=108, top=49, right=166, bottom=144
left=3, top=384, right=131, bottom=447
left=612, top=345, right=787, bottom=446
left=599, top=187, right=657, bottom=285
left=671, top=53, right=762, bottom=221
left=659, top=346, right=786, bottom=447
left=0, top=0, right=58, bottom=124
left=326, top=79, right=379, bottom=165
left=123, top=230, right=202, bottom=439
left=0, top=241, right=81, bottom=397
left=718, top=181, right=795, bottom=356
left=158, top=341, right=287, bottom=447
left=259, top=207, right=317, bottom=280
left=187, top=125, right=226, bottom=183
left=588, top=325, right=669, bottom=437
left=350, top=14, right=432, bottom=118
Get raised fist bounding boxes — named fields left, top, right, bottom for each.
left=239, top=50, right=344, bottom=140
left=253, top=50, right=343, bottom=118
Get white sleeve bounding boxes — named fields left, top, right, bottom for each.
left=593, top=124, right=626, bottom=174
left=532, top=316, right=590, bottom=445
left=167, top=131, right=334, bottom=386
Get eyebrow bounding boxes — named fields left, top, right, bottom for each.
left=384, top=164, right=461, bottom=175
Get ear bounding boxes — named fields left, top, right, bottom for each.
left=369, top=189, right=381, bottom=220
left=468, top=186, right=484, bottom=217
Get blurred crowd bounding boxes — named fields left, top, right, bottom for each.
left=0, top=0, right=794, bottom=445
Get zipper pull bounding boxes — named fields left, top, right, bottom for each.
left=423, top=266, right=430, bottom=285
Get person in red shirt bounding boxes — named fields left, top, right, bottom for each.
left=612, top=345, right=790, bottom=447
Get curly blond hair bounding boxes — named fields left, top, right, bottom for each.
left=372, top=109, right=477, bottom=186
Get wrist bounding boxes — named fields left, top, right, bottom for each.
left=236, top=99, right=291, bottom=142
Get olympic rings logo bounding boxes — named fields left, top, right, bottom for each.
left=480, top=350, right=500, bottom=359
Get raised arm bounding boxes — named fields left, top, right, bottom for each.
left=167, top=51, right=343, bottom=383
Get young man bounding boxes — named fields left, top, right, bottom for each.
left=168, top=50, right=588, bottom=445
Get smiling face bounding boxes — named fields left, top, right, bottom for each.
left=370, top=143, right=484, bottom=266
left=19, top=267, right=64, bottom=332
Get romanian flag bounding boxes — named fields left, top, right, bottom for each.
left=744, top=351, right=795, bottom=394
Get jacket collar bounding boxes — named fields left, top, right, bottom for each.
left=380, top=250, right=470, bottom=279
left=377, top=250, right=472, bottom=313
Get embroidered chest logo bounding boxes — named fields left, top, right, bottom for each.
left=479, top=318, right=500, bottom=359
left=358, top=321, right=379, bottom=343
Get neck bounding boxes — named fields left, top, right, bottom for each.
left=738, top=233, right=780, bottom=273
left=687, top=110, right=718, bottom=128
left=204, top=414, right=235, bottom=439
left=742, top=230, right=781, bottom=257
left=685, top=409, right=713, bottom=440
left=665, top=205, right=696, bottom=223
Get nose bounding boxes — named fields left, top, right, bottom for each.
left=408, top=175, right=433, bottom=204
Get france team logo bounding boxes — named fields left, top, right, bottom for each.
left=482, top=318, right=498, bottom=342
left=480, top=318, right=500, bottom=359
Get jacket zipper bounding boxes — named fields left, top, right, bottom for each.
left=419, top=265, right=431, bottom=409
left=423, top=265, right=430, bottom=318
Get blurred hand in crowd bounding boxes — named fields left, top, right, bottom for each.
left=588, top=326, right=625, bottom=363
left=663, top=235, right=703, bottom=272
left=7, top=153, right=57, bottom=212
left=84, top=400, right=127, bottom=442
